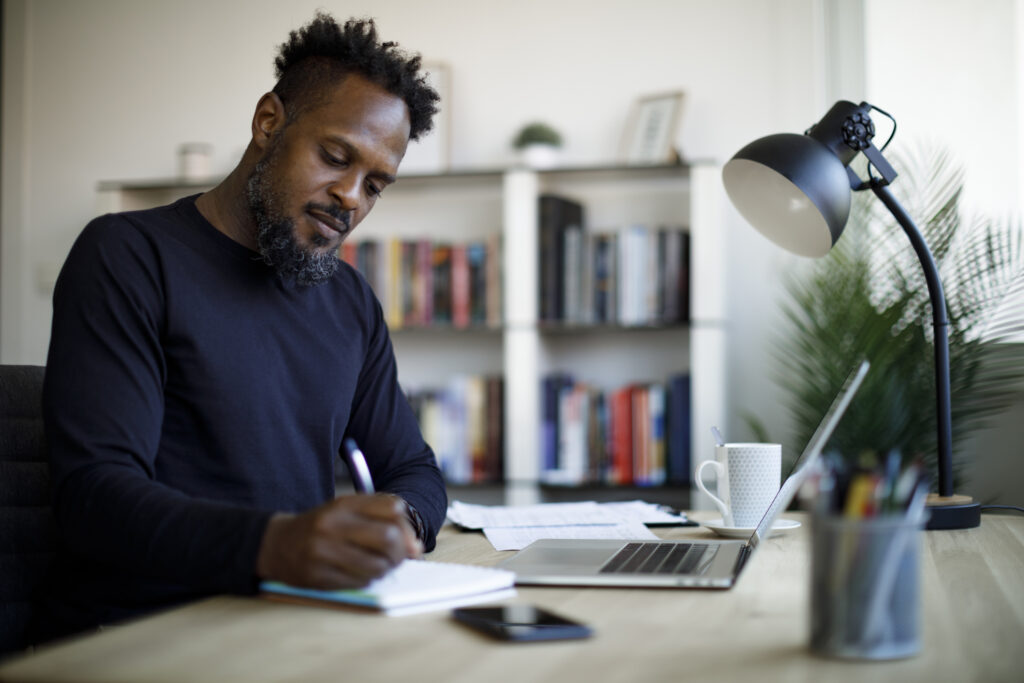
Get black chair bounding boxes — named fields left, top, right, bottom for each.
left=0, top=365, right=54, bottom=656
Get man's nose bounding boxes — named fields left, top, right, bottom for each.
left=327, top=172, right=361, bottom=212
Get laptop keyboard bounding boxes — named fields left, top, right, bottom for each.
left=598, top=542, right=710, bottom=575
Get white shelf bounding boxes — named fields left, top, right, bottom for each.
left=99, top=162, right=727, bottom=502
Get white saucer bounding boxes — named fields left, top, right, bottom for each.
left=702, top=518, right=801, bottom=539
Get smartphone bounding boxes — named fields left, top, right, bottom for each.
left=452, top=605, right=593, bottom=642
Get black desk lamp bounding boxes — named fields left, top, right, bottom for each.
left=721, top=100, right=979, bottom=530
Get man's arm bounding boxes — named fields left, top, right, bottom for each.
left=341, top=278, right=449, bottom=551
left=46, top=218, right=420, bottom=595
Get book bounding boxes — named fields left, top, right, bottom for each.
left=431, top=243, right=452, bottom=324
left=451, top=243, right=469, bottom=328
left=538, top=194, right=584, bottom=322
left=609, top=385, right=634, bottom=485
left=261, top=559, right=516, bottom=617
left=466, top=241, right=488, bottom=326
left=541, top=373, right=574, bottom=474
left=666, top=373, right=692, bottom=485
left=484, top=375, right=505, bottom=483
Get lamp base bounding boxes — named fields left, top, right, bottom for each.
left=925, top=493, right=981, bottom=530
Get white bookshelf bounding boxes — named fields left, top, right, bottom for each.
left=98, top=162, right=727, bottom=506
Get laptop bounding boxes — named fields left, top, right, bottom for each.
left=499, top=360, right=869, bottom=589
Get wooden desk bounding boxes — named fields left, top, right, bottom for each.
left=2, top=512, right=1022, bottom=682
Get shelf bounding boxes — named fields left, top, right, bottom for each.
left=95, top=161, right=711, bottom=193
left=97, top=163, right=727, bottom=504
left=444, top=482, right=693, bottom=508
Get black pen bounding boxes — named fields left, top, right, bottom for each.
left=342, top=437, right=376, bottom=494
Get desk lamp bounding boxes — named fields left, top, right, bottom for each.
left=721, top=100, right=979, bottom=530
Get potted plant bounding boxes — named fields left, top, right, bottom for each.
left=512, top=121, right=563, bottom=169
left=764, top=144, right=1024, bottom=485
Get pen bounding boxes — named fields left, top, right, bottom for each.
left=342, top=437, right=376, bottom=494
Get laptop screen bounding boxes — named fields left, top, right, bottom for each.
left=746, top=360, right=870, bottom=550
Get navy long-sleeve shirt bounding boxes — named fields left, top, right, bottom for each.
left=35, top=195, right=446, bottom=640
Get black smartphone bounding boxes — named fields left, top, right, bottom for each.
left=452, top=605, right=593, bottom=642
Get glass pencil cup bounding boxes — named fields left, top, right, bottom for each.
left=809, top=513, right=924, bottom=660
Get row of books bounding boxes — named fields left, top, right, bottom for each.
left=340, top=236, right=502, bottom=330
left=405, top=375, right=504, bottom=485
left=541, top=372, right=692, bottom=486
left=539, top=194, right=691, bottom=326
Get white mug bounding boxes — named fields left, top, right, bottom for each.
left=695, top=443, right=781, bottom=528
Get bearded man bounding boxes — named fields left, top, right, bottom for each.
left=33, top=13, right=447, bottom=645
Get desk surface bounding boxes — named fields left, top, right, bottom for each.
left=2, top=511, right=1022, bottom=683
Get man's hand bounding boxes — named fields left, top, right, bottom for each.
left=256, top=494, right=423, bottom=589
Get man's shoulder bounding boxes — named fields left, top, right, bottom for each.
left=85, top=195, right=198, bottom=238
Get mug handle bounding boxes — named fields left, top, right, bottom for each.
left=695, top=460, right=733, bottom=527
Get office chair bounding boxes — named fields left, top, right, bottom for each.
left=0, top=365, right=55, bottom=656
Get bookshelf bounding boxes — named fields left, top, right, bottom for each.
left=97, top=162, right=727, bottom=506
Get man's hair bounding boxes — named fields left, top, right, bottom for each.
left=272, top=13, right=439, bottom=141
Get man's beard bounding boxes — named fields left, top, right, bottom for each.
left=245, top=156, right=343, bottom=287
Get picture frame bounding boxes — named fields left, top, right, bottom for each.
left=620, top=91, right=685, bottom=165
left=399, top=61, right=451, bottom=175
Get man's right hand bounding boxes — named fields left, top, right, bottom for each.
left=255, top=494, right=423, bottom=589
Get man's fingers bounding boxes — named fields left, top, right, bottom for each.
left=256, top=494, right=422, bottom=590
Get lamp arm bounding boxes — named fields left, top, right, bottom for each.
left=869, top=182, right=954, bottom=497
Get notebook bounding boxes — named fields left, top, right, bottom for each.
left=261, top=559, right=516, bottom=616
left=499, top=360, right=869, bottom=589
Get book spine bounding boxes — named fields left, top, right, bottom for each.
left=563, top=226, right=582, bottom=324
left=485, top=376, right=505, bottom=483
left=666, top=373, right=692, bottom=485
left=538, top=195, right=562, bottom=322
left=610, top=386, right=634, bottom=485
left=465, top=375, right=486, bottom=483
left=631, top=384, right=650, bottom=485
left=386, top=238, right=403, bottom=330
left=451, top=243, right=469, bottom=329
left=401, top=241, right=417, bottom=327
left=416, top=239, right=434, bottom=326
left=341, top=241, right=358, bottom=269
left=431, top=243, right=452, bottom=325
left=648, top=383, right=666, bottom=486
left=466, top=242, right=488, bottom=326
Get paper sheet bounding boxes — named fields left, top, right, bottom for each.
left=448, top=501, right=616, bottom=528
left=483, top=521, right=659, bottom=551
left=448, top=500, right=686, bottom=529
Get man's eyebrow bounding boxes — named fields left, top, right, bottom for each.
left=325, top=135, right=397, bottom=184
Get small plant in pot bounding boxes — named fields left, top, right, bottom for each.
left=513, top=122, right=563, bottom=169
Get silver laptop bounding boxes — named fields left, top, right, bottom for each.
left=499, top=361, right=869, bottom=588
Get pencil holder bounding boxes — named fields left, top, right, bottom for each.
left=809, top=514, right=924, bottom=660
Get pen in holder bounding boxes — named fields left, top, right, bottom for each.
left=809, top=471, right=928, bottom=660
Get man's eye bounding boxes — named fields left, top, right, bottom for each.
left=367, top=182, right=384, bottom=198
left=322, top=149, right=347, bottom=166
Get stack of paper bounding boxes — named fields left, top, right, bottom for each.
left=261, top=560, right=516, bottom=616
left=447, top=500, right=687, bottom=551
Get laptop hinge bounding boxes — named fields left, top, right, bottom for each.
left=733, top=544, right=752, bottom=577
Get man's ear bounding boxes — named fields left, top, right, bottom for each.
left=251, top=92, right=286, bottom=151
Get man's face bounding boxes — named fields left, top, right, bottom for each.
left=246, top=74, right=410, bottom=285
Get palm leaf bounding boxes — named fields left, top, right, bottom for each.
left=773, top=143, right=1024, bottom=487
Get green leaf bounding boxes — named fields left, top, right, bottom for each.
left=771, top=143, right=1024, bottom=488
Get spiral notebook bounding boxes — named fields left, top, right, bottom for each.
left=261, top=559, right=516, bottom=616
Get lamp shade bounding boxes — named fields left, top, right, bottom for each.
left=722, top=133, right=851, bottom=258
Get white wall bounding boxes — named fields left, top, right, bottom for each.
left=863, top=0, right=1024, bottom=503
left=2, top=0, right=1020, bottom=500
left=1, top=0, right=821, bottom=442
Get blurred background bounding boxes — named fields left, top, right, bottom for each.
left=2, top=0, right=1021, bottom=503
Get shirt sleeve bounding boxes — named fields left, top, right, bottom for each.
left=343, top=283, right=448, bottom=551
left=44, top=216, right=270, bottom=594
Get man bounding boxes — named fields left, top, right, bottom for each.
left=32, top=13, right=447, bottom=643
